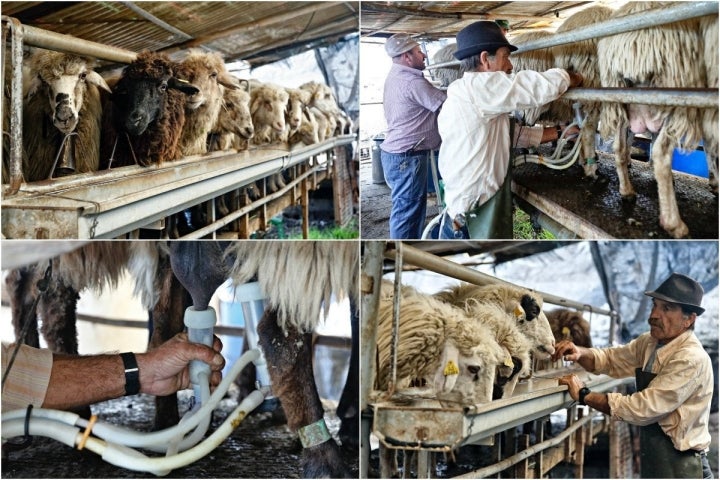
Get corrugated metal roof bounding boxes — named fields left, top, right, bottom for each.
left=2, top=1, right=359, bottom=67
left=360, top=1, right=615, bottom=39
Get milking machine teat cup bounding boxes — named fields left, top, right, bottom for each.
left=232, top=280, right=278, bottom=411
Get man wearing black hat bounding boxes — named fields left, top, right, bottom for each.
left=381, top=33, right=447, bottom=239
left=437, top=21, right=583, bottom=239
left=553, top=273, right=714, bottom=479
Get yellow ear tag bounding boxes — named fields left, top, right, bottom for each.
left=504, top=356, right=515, bottom=368
left=562, top=327, right=571, bottom=336
left=444, top=360, right=460, bottom=376
left=514, top=306, right=524, bottom=319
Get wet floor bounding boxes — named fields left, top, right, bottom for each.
left=2, top=386, right=358, bottom=479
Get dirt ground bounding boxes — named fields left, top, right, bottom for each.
left=2, top=386, right=358, bottom=479
left=360, top=151, right=718, bottom=239
left=514, top=153, right=718, bottom=239
left=359, top=157, right=439, bottom=240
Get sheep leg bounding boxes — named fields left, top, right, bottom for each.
left=149, top=257, right=190, bottom=430
left=258, top=308, right=351, bottom=478
left=6, top=267, right=41, bottom=348
left=613, top=125, right=636, bottom=199
left=652, top=129, right=689, bottom=238
left=38, top=278, right=80, bottom=355
left=379, top=446, right=398, bottom=478
left=580, top=109, right=599, bottom=178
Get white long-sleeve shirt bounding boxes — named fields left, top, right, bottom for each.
left=438, top=68, right=570, bottom=218
left=590, top=330, right=713, bottom=452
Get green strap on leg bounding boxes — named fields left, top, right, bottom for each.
left=297, top=418, right=331, bottom=448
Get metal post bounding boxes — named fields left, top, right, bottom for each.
left=6, top=17, right=24, bottom=194
left=360, top=240, right=385, bottom=480
left=390, top=241, right=404, bottom=391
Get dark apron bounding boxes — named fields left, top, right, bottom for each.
left=636, top=368, right=703, bottom=479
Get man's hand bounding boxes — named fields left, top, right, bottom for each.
left=567, top=71, right=583, bottom=88
left=558, top=374, right=585, bottom=401
left=552, top=339, right=580, bottom=362
left=137, top=332, right=225, bottom=397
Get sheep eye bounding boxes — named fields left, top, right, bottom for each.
left=468, top=365, right=480, bottom=375
left=159, top=81, right=168, bottom=92
left=211, top=72, right=218, bottom=79
left=79, top=72, right=87, bottom=80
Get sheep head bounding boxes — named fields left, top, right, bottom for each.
left=177, top=50, right=237, bottom=112
left=285, top=88, right=311, bottom=130
left=516, top=292, right=555, bottom=359
left=112, top=51, right=198, bottom=136
left=216, top=87, right=254, bottom=140
left=434, top=319, right=506, bottom=406
left=26, top=50, right=111, bottom=135
left=250, top=84, right=290, bottom=133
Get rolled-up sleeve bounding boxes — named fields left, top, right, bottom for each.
left=608, top=355, right=705, bottom=426
left=2, top=343, right=53, bottom=412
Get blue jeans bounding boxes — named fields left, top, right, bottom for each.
left=439, top=210, right=470, bottom=239
left=381, top=149, right=428, bottom=239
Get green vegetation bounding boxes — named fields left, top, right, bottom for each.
left=289, top=219, right=359, bottom=239
left=513, top=208, right=555, bottom=240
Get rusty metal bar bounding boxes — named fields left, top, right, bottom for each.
left=4, top=17, right=24, bottom=195
left=177, top=162, right=326, bottom=239
left=120, top=2, right=193, bottom=42
left=455, top=412, right=595, bottom=479
left=383, top=242, right=615, bottom=316
left=20, top=22, right=137, bottom=64
left=562, top=87, right=718, bottom=108
left=513, top=1, right=719, bottom=54
left=427, top=2, right=719, bottom=69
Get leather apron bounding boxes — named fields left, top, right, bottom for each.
left=465, top=120, right=515, bottom=239
left=636, top=368, right=703, bottom=479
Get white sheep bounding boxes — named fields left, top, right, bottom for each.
left=20, top=49, right=111, bottom=182
left=598, top=2, right=706, bottom=238
left=289, top=106, right=321, bottom=146
left=509, top=30, right=556, bottom=128
left=249, top=81, right=290, bottom=145
left=435, top=283, right=556, bottom=361
left=376, top=281, right=506, bottom=406
left=431, top=43, right=464, bottom=88
left=300, top=81, right=345, bottom=137
left=208, top=80, right=253, bottom=152
left=551, top=5, right=615, bottom=178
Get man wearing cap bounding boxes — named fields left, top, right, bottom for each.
left=437, top=21, right=583, bottom=239
left=553, top=273, right=713, bottom=479
left=381, top=33, right=447, bottom=239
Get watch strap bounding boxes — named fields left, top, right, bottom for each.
left=120, top=352, right=140, bottom=396
left=579, top=386, right=591, bottom=405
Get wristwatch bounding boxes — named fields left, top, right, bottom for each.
left=578, top=386, right=591, bottom=405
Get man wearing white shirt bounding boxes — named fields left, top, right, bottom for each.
left=437, top=21, right=582, bottom=238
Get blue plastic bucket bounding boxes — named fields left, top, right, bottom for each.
left=672, top=145, right=708, bottom=178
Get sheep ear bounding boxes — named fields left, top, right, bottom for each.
left=237, top=79, right=250, bottom=92
left=25, top=75, right=43, bottom=100
left=250, top=97, right=261, bottom=115
left=218, top=72, right=240, bottom=89
left=86, top=71, right=112, bottom=93
left=168, top=77, right=199, bottom=95
left=520, top=294, right=540, bottom=321
left=434, top=343, right=460, bottom=394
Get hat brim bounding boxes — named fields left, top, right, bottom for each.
left=644, top=291, right=705, bottom=315
left=453, top=42, right=518, bottom=60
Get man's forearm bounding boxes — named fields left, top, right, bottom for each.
left=44, top=353, right=126, bottom=410
left=584, top=391, right=610, bottom=415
